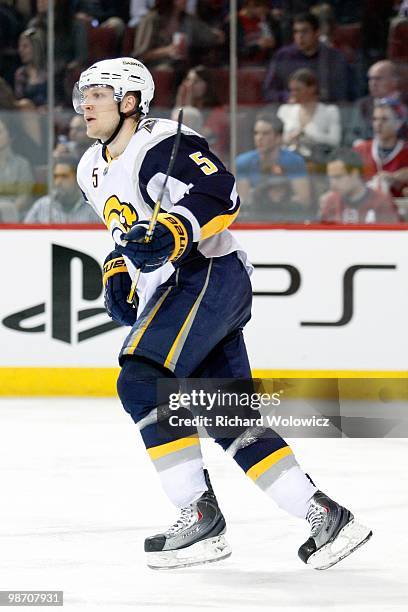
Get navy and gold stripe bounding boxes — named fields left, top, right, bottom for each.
left=123, top=285, right=173, bottom=356
left=164, top=260, right=213, bottom=371
left=121, top=257, right=216, bottom=373
left=246, top=446, right=294, bottom=481
left=232, top=434, right=289, bottom=473
left=139, top=132, right=240, bottom=240
left=200, top=207, right=240, bottom=240
left=230, top=433, right=299, bottom=490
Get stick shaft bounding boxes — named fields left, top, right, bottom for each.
left=126, top=109, right=184, bottom=304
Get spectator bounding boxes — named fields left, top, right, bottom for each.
left=170, top=105, right=203, bottom=133
left=14, top=28, right=47, bottom=108
left=132, top=0, right=225, bottom=71
left=263, top=11, right=350, bottom=103
left=346, top=61, right=403, bottom=145
left=361, top=0, right=394, bottom=66
left=28, top=0, right=88, bottom=105
left=320, top=147, right=401, bottom=223
left=0, top=78, right=46, bottom=163
left=0, top=0, right=24, bottom=87
left=196, top=0, right=226, bottom=26
left=74, top=0, right=128, bottom=39
left=128, top=0, right=155, bottom=27
left=243, top=175, right=308, bottom=221
left=0, top=117, right=33, bottom=222
left=398, top=0, right=408, bottom=17
left=11, top=1, right=33, bottom=22
left=0, top=76, right=17, bottom=110
left=310, top=2, right=336, bottom=47
left=24, top=156, right=100, bottom=223
left=234, top=0, right=280, bottom=65
left=277, top=68, right=341, bottom=159
left=54, top=115, right=92, bottom=159
left=353, top=98, right=408, bottom=198
left=175, top=65, right=228, bottom=158
left=236, top=112, right=311, bottom=207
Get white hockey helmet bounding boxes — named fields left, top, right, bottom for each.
left=73, top=57, right=155, bottom=116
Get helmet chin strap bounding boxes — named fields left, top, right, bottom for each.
left=99, top=103, right=141, bottom=146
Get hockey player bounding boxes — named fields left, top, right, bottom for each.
left=75, top=57, right=372, bottom=570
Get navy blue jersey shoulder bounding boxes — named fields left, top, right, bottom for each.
left=139, top=133, right=240, bottom=231
left=138, top=133, right=225, bottom=208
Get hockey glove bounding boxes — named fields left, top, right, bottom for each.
left=117, top=213, right=193, bottom=273
left=103, top=250, right=138, bottom=326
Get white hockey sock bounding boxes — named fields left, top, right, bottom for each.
left=159, top=458, right=207, bottom=508
left=265, top=466, right=317, bottom=519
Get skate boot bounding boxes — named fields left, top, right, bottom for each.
left=298, top=490, right=372, bottom=570
left=145, top=470, right=231, bottom=569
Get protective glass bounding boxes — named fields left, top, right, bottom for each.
left=72, top=83, right=116, bottom=114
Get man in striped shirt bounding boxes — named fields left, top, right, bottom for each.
left=24, top=156, right=101, bottom=224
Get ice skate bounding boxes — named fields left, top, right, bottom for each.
left=145, top=470, right=231, bottom=569
left=298, top=490, right=372, bottom=570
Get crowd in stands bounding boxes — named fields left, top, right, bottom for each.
left=0, top=0, right=406, bottom=224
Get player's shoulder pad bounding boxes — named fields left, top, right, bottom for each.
left=127, top=117, right=208, bottom=180
left=138, top=117, right=203, bottom=141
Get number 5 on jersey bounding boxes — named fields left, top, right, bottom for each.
left=189, top=151, right=218, bottom=176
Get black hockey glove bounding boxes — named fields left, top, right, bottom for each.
left=117, top=213, right=193, bottom=273
left=103, top=250, right=138, bottom=326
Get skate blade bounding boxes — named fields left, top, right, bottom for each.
left=308, top=519, right=372, bottom=570
left=146, top=534, right=232, bottom=570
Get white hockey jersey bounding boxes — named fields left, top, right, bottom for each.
left=77, top=117, right=250, bottom=311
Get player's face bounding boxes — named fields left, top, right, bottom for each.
left=254, top=120, right=280, bottom=153
left=327, top=161, right=353, bottom=195
left=81, top=86, right=119, bottom=140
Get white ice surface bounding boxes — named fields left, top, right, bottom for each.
left=0, top=398, right=407, bottom=612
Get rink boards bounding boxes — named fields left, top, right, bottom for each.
left=0, top=226, right=407, bottom=394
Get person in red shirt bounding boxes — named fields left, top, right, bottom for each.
left=175, top=65, right=229, bottom=160
left=237, top=0, right=278, bottom=64
left=353, top=98, right=408, bottom=198
left=320, top=148, right=401, bottom=223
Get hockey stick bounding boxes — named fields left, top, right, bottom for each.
left=126, top=108, right=184, bottom=305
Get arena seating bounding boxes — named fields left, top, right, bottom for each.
left=387, top=18, right=408, bottom=62
left=86, top=25, right=117, bottom=64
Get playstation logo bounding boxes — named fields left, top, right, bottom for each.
left=2, top=244, right=120, bottom=344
